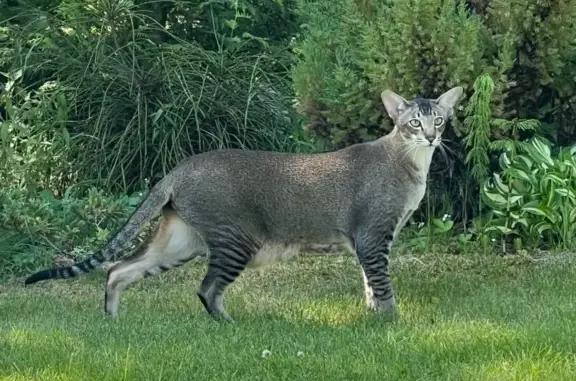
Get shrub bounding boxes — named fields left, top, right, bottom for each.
left=482, top=138, right=576, bottom=250
left=1, top=0, right=303, bottom=194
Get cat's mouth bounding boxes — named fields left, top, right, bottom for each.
left=418, top=141, right=438, bottom=148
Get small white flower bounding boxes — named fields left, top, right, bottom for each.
left=418, top=222, right=425, bottom=228
left=297, top=351, right=305, bottom=357
left=262, top=350, right=271, bottom=358
left=442, top=214, right=449, bottom=222
left=491, top=238, right=496, bottom=242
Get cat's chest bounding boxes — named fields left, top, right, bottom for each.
left=403, top=182, right=427, bottom=211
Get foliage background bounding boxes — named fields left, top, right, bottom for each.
left=1, top=0, right=304, bottom=194
left=292, top=0, right=576, bottom=223
left=2, top=0, right=576, bottom=276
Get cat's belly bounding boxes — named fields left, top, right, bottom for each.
left=247, top=243, right=302, bottom=268
left=247, top=235, right=353, bottom=268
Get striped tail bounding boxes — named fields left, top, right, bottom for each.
left=24, top=183, right=171, bottom=285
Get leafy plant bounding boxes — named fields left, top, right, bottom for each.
left=464, top=74, right=495, bottom=184
left=1, top=0, right=303, bottom=194
left=482, top=138, right=576, bottom=250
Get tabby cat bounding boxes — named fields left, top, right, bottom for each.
left=25, top=87, right=463, bottom=322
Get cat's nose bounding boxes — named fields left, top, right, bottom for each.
left=425, top=136, right=435, bottom=144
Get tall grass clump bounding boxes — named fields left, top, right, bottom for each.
left=1, top=0, right=301, bottom=194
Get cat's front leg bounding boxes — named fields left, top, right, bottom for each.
left=355, top=228, right=398, bottom=317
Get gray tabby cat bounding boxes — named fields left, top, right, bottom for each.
left=25, top=86, right=463, bottom=322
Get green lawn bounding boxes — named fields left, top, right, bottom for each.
left=1, top=252, right=576, bottom=380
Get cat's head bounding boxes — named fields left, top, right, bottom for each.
left=381, top=87, right=463, bottom=148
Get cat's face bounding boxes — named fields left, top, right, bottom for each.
left=381, top=87, right=463, bottom=148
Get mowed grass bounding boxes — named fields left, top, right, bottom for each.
left=2, top=252, right=576, bottom=380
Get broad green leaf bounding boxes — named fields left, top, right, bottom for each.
left=514, top=155, right=533, bottom=170
left=570, top=208, right=576, bottom=223
left=532, top=221, right=553, bottom=235
left=457, top=234, right=473, bottom=244
left=492, top=173, right=509, bottom=194
left=542, top=174, right=565, bottom=185
left=499, top=152, right=511, bottom=169
left=508, top=195, right=523, bottom=204
left=508, top=168, right=534, bottom=185
left=492, top=225, right=515, bottom=234
left=555, top=188, right=576, bottom=199
left=531, top=138, right=554, bottom=166
left=522, top=206, right=556, bottom=222
left=511, top=179, right=529, bottom=193
left=486, top=217, right=509, bottom=228
left=483, top=191, right=508, bottom=206
left=432, top=218, right=445, bottom=229
left=512, top=218, right=528, bottom=228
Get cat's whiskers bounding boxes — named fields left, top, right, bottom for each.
left=398, top=141, right=420, bottom=163
left=439, top=141, right=457, bottom=157
left=438, top=142, right=450, bottom=164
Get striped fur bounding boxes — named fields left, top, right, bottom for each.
left=24, top=87, right=463, bottom=323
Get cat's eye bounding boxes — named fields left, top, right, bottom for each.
left=409, top=119, right=421, bottom=128
left=434, top=117, right=444, bottom=126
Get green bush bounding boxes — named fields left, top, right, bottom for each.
left=482, top=138, right=576, bottom=250
left=1, top=0, right=303, bottom=194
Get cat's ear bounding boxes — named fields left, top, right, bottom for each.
left=436, top=86, right=463, bottom=110
left=381, top=90, right=409, bottom=120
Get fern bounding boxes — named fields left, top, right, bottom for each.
left=464, top=74, right=494, bottom=183
left=488, top=118, right=541, bottom=157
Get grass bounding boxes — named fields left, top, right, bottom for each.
left=1, top=251, right=576, bottom=380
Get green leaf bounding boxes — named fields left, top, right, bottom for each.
left=532, top=221, right=553, bottom=235
left=555, top=188, right=576, bottom=199
left=499, top=152, right=511, bottom=169
left=486, top=225, right=515, bottom=234
left=514, top=155, right=533, bottom=170
left=492, top=173, right=509, bottom=194
left=570, top=208, right=576, bottom=223
left=522, top=206, right=556, bottom=223
left=510, top=179, right=529, bottom=194
left=530, top=138, right=554, bottom=166
left=457, top=234, right=473, bottom=244
left=542, top=174, right=565, bottom=186
left=508, top=195, right=523, bottom=205
left=483, top=190, right=508, bottom=206
left=512, top=218, right=528, bottom=228
left=508, top=168, right=534, bottom=185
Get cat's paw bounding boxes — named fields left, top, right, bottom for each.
left=367, top=295, right=398, bottom=319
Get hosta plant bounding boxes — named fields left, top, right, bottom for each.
left=482, top=138, right=576, bottom=250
